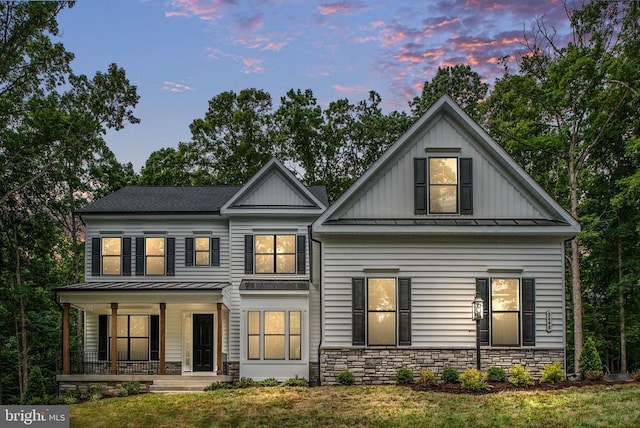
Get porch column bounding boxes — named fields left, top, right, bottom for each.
left=110, top=303, right=118, bottom=375
left=159, top=303, right=166, bottom=375
left=216, top=303, right=222, bottom=375
left=62, top=303, right=70, bottom=375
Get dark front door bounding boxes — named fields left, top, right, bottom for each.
left=193, top=314, right=214, bottom=372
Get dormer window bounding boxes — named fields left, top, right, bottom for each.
left=414, top=157, right=473, bottom=215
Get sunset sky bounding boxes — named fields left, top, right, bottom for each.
left=56, top=0, right=572, bottom=171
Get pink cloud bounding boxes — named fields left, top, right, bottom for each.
left=240, top=57, right=265, bottom=74
left=263, top=41, right=286, bottom=51
left=165, top=0, right=237, bottom=21
left=333, top=84, right=367, bottom=94
left=163, top=81, right=195, bottom=93
left=234, top=34, right=288, bottom=51
left=318, top=1, right=369, bottom=16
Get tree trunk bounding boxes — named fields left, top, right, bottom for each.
left=568, top=158, right=583, bottom=373
left=13, top=224, right=28, bottom=401
left=19, top=295, right=28, bottom=400
left=618, top=234, right=627, bottom=373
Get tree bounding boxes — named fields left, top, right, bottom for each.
left=410, top=65, right=488, bottom=121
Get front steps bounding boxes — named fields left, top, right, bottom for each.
left=150, top=375, right=233, bottom=392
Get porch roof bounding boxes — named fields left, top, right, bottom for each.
left=240, top=279, right=310, bottom=291
left=55, top=281, right=229, bottom=292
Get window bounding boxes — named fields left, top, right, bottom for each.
left=414, top=157, right=472, bottom=215
left=111, top=315, right=150, bottom=361
left=476, top=277, right=535, bottom=347
left=429, top=157, right=458, bottom=213
left=255, top=235, right=295, bottom=274
left=195, top=237, right=210, bottom=266
left=102, top=238, right=122, bottom=275
left=247, top=310, right=302, bottom=360
left=145, top=237, right=165, bottom=275
left=352, top=278, right=411, bottom=346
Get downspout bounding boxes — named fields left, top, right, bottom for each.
left=309, top=225, right=322, bottom=386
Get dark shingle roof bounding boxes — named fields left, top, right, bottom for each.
left=77, top=184, right=329, bottom=215
left=55, top=281, right=228, bottom=291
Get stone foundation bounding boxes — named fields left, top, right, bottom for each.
left=227, top=361, right=240, bottom=381
left=320, top=347, right=565, bottom=385
left=164, top=362, right=182, bottom=375
left=58, top=380, right=153, bottom=397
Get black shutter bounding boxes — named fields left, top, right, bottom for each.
left=414, top=158, right=427, bottom=214
left=244, top=235, right=254, bottom=274
left=150, top=315, right=160, bottom=360
left=98, top=315, right=108, bottom=360
left=522, top=278, right=536, bottom=346
left=166, top=238, right=175, bottom=276
left=211, top=237, right=220, bottom=267
left=135, top=237, right=145, bottom=276
left=398, top=278, right=412, bottom=346
left=476, top=278, right=489, bottom=346
left=352, top=278, right=366, bottom=346
left=296, top=235, right=306, bottom=274
left=460, top=158, right=473, bottom=215
left=91, top=238, right=101, bottom=276
left=122, top=237, right=131, bottom=276
left=185, top=237, right=194, bottom=267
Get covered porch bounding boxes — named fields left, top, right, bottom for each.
left=55, top=282, right=230, bottom=379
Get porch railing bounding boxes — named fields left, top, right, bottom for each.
left=70, top=351, right=159, bottom=375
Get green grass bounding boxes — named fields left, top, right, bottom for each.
left=71, top=384, right=640, bottom=427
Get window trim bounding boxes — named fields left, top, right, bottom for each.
left=101, top=237, right=122, bottom=276
left=194, top=237, right=211, bottom=267
left=366, top=278, right=397, bottom=346
left=254, top=234, right=296, bottom=275
left=246, top=310, right=302, bottom=361
left=428, top=156, right=459, bottom=214
left=490, top=277, right=521, bottom=347
left=145, top=237, right=166, bottom=276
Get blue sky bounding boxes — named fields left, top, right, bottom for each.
left=56, top=0, right=570, bottom=171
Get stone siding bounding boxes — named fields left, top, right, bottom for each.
left=227, top=361, right=240, bottom=381
left=320, top=347, right=565, bottom=385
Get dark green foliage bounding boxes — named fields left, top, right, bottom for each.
left=204, top=381, right=234, bottom=391
left=487, top=366, right=507, bottom=382
left=257, top=378, right=279, bottom=387
left=508, top=364, right=534, bottom=387
left=579, top=338, right=603, bottom=379
left=22, top=366, right=46, bottom=404
left=234, top=377, right=256, bottom=388
left=395, top=368, right=414, bottom=385
left=121, top=381, right=142, bottom=395
left=441, top=367, right=459, bottom=383
left=540, top=362, right=565, bottom=383
left=337, top=370, right=355, bottom=386
left=459, top=368, right=488, bottom=391
left=281, top=376, right=308, bottom=387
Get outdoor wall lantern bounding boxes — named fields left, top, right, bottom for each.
left=471, top=295, right=484, bottom=370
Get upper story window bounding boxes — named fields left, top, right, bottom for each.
left=145, top=237, right=165, bottom=275
left=244, top=234, right=305, bottom=275
left=92, top=237, right=131, bottom=277
left=195, top=237, right=210, bottom=266
left=414, top=157, right=473, bottom=215
left=102, top=238, right=122, bottom=275
left=185, top=237, right=220, bottom=267
left=92, top=236, right=174, bottom=277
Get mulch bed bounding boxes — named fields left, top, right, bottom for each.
left=413, top=380, right=638, bottom=394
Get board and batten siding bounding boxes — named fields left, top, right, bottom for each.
left=321, top=235, right=565, bottom=349
left=84, top=217, right=229, bottom=283
left=333, top=115, right=551, bottom=220
left=235, top=171, right=312, bottom=207
left=228, top=218, right=315, bottom=362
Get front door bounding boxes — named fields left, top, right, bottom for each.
left=193, top=314, right=214, bottom=372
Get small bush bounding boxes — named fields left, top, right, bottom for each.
left=258, top=378, right=280, bottom=387
left=113, top=388, right=128, bottom=397
left=205, top=381, right=234, bottom=391
left=540, top=361, right=565, bottom=383
left=337, top=370, right=355, bottom=386
left=631, top=369, right=640, bottom=381
left=459, top=368, right=489, bottom=392
left=235, top=377, right=256, bottom=388
left=508, top=364, right=534, bottom=387
left=487, top=366, right=507, bottom=382
left=23, top=365, right=47, bottom=404
left=416, top=369, right=437, bottom=387
left=88, top=385, right=106, bottom=401
left=122, top=381, right=142, bottom=395
left=281, top=376, right=308, bottom=387
left=579, top=338, right=603, bottom=380
left=395, top=368, right=414, bottom=385
left=585, top=370, right=604, bottom=381
left=441, top=367, right=459, bottom=383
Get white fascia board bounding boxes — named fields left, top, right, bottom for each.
left=56, top=290, right=223, bottom=305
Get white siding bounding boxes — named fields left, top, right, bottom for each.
left=321, top=235, right=565, bottom=349
left=333, top=116, right=549, bottom=220
left=236, top=171, right=312, bottom=207
left=84, top=217, right=229, bottom=282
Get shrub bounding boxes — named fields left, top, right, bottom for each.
left=487, top=366, right=506, bottom=382
left=459, top=368, right=488, bottom=392
left=631, top=369, right=640, bottom=381
left=235, top=377, right=256, bottom=388
left=540, top=361, right=565, bottom=383
left=23, top=365, right=47, bottom=404
left=579, top=338, right=603, bottom=380
left=585, top=370, right=604, bottom=381
left=441, top=367, right=459, bottom=383
left=337, top=370, right=355, bottom=386
left=416, top=369, right=437, bottom=387
left=113, top=388, right=128, bottom=397
left=122, top=381, right=142, bottom=395
left=281, top=376, right=308, bottom=387
left=508, top=364, right=534, bottom=387
left=88, top=385, right=106, bottom=400
left=258, top=378, right=280, bottom=387
left=395, top=368, right=414, bottom=385
left=204, top=381, right=233, bottom=391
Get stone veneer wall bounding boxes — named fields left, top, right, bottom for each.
left=227, top=361, right=240, bottom=381
left=320, top=347, right=565, bottom=385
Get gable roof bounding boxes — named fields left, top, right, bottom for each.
left=313, top=95, right=580, bottom=236
left=221, top=157, right=327, bottom=215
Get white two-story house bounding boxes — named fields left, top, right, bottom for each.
left=55, top=96, right=579, bottom=390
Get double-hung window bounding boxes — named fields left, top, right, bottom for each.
left=414, top=156, right=473, bottom=215
left=145, top=237, right=165, bottom=275
left=101, top=237, right=122, bottom=275
left=247, top=310, right=302, bottom=360
left=429, top=157, right=458, bottom=213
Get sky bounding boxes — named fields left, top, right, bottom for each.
left=56, top=0, right=572, bottom=171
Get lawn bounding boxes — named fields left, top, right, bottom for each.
left=71, top=384, right=640, bottom=428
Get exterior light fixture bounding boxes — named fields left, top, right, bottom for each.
left=472, top=295, right=484, bottom=369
